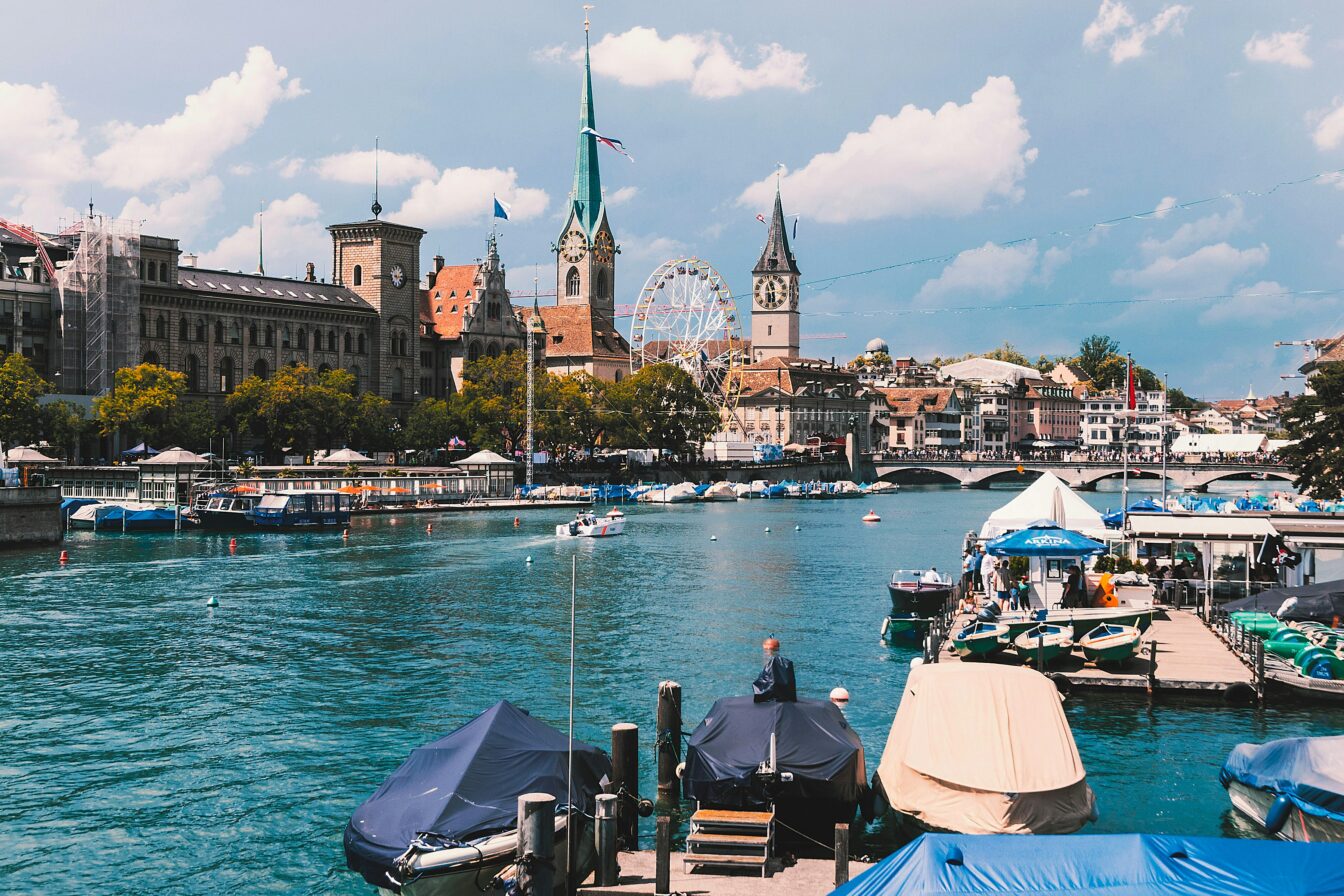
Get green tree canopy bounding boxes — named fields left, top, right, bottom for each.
left=94, top=363, right=190, bottom=445
left=348, top=392, right=397, bottom=452
left=979, top=342, right=1031, bottom=367
left=1076, top=334, right=1120, bottom=381
left=39, top=400, right=92, bottom=458
left=405, top=397, right=461, bottom=453
left=1281, top=364, right=1344, bottom=498
left=0, top=352, right=49, bottom=446
left=223, top=364, right=355, bottom=459
left=606, top=363, right=716, bottom=451
left=457, top=350, right=534, bottom=454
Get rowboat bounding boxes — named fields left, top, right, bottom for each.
left=993, top=607, right=1154, bottom=641
left=1013, top=623, right=1073, bottom=667
left=951, top=621, right=1009, bottom=658
left=1078, top=624, right=1141, bottom=665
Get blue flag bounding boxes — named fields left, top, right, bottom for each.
left=493, top=197, right=511, bottom=220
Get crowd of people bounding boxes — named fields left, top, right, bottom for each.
left=876, top=446, right=1286, bottom=466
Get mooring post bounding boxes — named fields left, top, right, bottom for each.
left=657, top=681, right=682, bottom=801
left=595, top=793, right=618, bottom=886
left=834, top=823, right=850, bottom=886
left=1148, top=639, right=1158, bottom=693
left=517, top=792, right=556, bottom=896
left=611, top=723, right=639, bottom=848
left=655, top=815, right=671, bottom=896
left=1255, top=638, right=1266, bottom=703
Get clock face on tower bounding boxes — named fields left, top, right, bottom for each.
left=756, top=275, right=785, bottom=310
left=559, top=231, right=587, bottom=264
left=389, top=264, right=406, bottom=289
left=592, top=230, right=615, bottom=265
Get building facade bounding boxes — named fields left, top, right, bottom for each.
left=731, top=357, right=873, bottom=451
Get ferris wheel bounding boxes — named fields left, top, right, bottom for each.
left=630, top=257, right=745, bottom=415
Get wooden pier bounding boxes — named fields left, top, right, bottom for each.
left=578, top=851, right=870, bottom=896
left=934, top=609, right=1257, bottom=700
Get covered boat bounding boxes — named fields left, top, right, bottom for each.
left=344, top=700, right=611, bottom=896
left=683, top=694, right=866, bottom=844
left=829, top=833, right=1344, bottom=896
left=1223, top=580, right=1344, bottom=624
left=874, top=663, right=1096, bottom=834
left=1220, top=735, right=1344, bottom=842
left=701, top=481, right=738, bottom=502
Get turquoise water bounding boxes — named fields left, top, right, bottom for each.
left=2, top=485, right=1341, bottom=894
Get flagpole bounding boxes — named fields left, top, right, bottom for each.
left=1122, top=352, right=1132, bottom=524
left=1161, top=371, right=1169, bottom=509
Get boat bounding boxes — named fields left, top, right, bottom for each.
left=881, top=613, right=928, bottom=643
left=1012, top=623, right=1073, bottom=666
left=872, top=663, right=1096, bottom=835
left=1294, top=644, right=1344, bottom=680
left=991, top=605, right=1154, bottom=641
left=1078, top=623, right=1142, bottom=665
left=1220, top=735, right=1344, bottom=842
left=638, top=481, right=698, bottom=504
left=187, top=489, right=261, bottom=530
left=67, top=503, right=103, bottom=530
left=950, top=620, right=1009, bottom=658
left=732, top=479, right=769, bottom=498
left=248, top=490, right=352, bottom=528
left=887, top=570, right=953, bottom=617
left=863, top=481, right=899, bottom=495
left=700, top=481, right=738, bottom=502
left=829, top=833, right=1344, bottom=896
left=69, top=502, right=187, bottom=531
left=555, top=512, right=625, bottom=538
left=344, top=700, right=611, bottom=896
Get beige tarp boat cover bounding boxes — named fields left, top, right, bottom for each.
left=876, top=663, right=1096, bottom=834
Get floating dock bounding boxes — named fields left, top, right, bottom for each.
left=578, top=851, right=870, bottom=896
left=935, top=609, right=1256, bottom=699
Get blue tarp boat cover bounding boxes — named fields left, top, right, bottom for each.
left=830, top=833, right=1344, bottom=895
left=59, top=497, right=98, bottom=519
left=343, top=700, right=611, bottom=891
left=1220, top=735, right=1344, bottom=823
left=1102, top=498, right=1167, bottom=528
left=753, top=655, right=797, bottom=703
left=683, top=695, right=864, bottom=809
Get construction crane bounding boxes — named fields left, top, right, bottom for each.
left=0, top=218, right=58, bottom=282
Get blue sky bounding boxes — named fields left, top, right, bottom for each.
left=3, top=0, right=1342, bottom=398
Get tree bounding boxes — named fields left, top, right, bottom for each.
left=405, top=397, right=458, bottom=453
left=979, top=342, right=1031, bottom=367
left=348, top=392, right=396, bottom=452
left=606, top=363, right=716, bottom=452
left=549, top=372, right=612, bottom=457
left=0, top=352, right=48, bottom=446
left=1280, top=363, right=1344, bottom=497
left=457, top=351, right=533, bottom=454
left=223, top=365, right=355, bottom=459
left=165, top=399, right=218, bottom=451
left=40, top=400, right=92, bottom=459
left=1166, top=386, right=1198, bottom=411
left=1076, top=334, right=1120, bottom=381
left=1035, top=354, right=1057, bottom=374
left=94, top=363, right=189, bottom=445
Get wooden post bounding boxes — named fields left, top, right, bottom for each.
left=655, top=815, right=671, bottom=896
left=611, top=723, right=639, bottom=849
left=1255, top=637, right=1266, bottom=704
left=1147, top=639, right=1158, bottom=694
left=834, top=823, right=850, bottom=886
left=595, top=793, right=618, bottom=887
left=517, top=792, right=556, bottom=896
left=657, top=681, right=682, bottom=801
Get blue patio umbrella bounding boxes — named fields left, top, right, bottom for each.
left=986, top=520, right=1106, bottom=557
left=120, top=442, right=159, bottom=458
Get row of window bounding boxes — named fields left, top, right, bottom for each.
left=564, top=267, right=611, bottom=299
left=137, top=312, right=371, bottom=355
left=141, top=259, right=171, bottom=283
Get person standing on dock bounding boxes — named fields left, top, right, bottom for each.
left=992, top=561, right=1011, bottom=612
left=961, top=550, right=977, bottom=591
left=980, top=550, right=996, bottom=598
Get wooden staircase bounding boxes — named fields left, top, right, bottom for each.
left=684, top=808, right=774, bottom=877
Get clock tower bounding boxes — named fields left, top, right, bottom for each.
left=750, top=186, right=800, bottom=362
left=328, top=204, right=426, bottom=403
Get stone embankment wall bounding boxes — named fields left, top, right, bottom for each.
left=0, top=487, right=63, bottom=547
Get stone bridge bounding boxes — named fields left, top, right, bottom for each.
left=871, top=457, right=1296, bottom=492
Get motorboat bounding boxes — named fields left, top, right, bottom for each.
left=556, top=512, right=625, bottom=538
left=863, top=481, right=899, bottom=495
left=70, top=502, right=186, bottom=531
left=1220, top=735, right=1344, bottom=842
left=344, top=701, right=611, bottom=896
left=950, top=620, right=1008, bottom=658
left=733, top=479, right=769, bottom=498
left=1013, top=623, right=1073, bottom=667
left=187, top=489, right=261, bottom=530
left=638, top=481, right=698, bottom=504
left=701, top=481, right=738, bottom=502
left=887, top=570, right=954, bottom=617
left=829, top=833, right=1344, bottom=896
left=872, top=663, right=1096, bottom=835
left=67, top=503, right=103, bottom=530
left=1078, top=623, right=1142, bottom=665
left=248, top=490, right=352, bottom=528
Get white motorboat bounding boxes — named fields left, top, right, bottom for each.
left=733, top=479, right=768, bottom=498
left=556, top=512, right=625, bottom=538
left=638, top=481, right=698, bottom=504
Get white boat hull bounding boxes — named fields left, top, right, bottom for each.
left=556, top=518, right=626, bottom=538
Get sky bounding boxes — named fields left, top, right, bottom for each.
left=2, top=0, right=1342, bottom=399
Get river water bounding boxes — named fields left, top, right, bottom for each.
left=2, top=484, right=1341, bottom=894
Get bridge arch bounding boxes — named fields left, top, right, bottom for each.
left=877, top=467, right=965, bottom=487
left=1189, top=468, right=1296, bottom=491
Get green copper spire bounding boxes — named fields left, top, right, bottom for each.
left=570, top=25, right=603, bottom=239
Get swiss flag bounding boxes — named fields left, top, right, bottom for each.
left=1127, top=358, right=1137, bottom=411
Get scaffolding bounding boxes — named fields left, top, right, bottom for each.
left=56, top=215, right=140, bottom=395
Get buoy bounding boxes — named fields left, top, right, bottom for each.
left=514, top=516, right=521, bottom=528
left=764, top=527, right=771, bottom=533
left=58, top=549, right=69, bottom=564
left=426, top=523, right=433, bottom=534
left=228, top=538, right=237, bottom=553
left=795, top=525, right=802, bottom=531
left=206, top=596, right=219, bottom=607
left=829, top=686, right=851, bottom=708
left=710, top=535, right=717, bottom=541
left=342, top=528, right=349, bottom=540
left=525, top=556, right=533, bottom=564
left=390, top=518, right=397, bottom=525
left=862, top=509, right=882, bottom=523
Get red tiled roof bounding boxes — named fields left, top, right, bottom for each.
left=877, top=387, right=955, bottom=415
left=522, top=304, right=631, bottom=361
left=421, top=265, right=480, bottom=340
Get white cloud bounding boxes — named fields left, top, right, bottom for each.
left=605, top=186, right=638, bottom=207
left=619, top=233, right=688, bottom=269
left=393, top=167, right=549, bottom=229
left=1243, top=29, right=1312, bottom=68
left=119, top=177, right=224, bottom=240
left=313, top=149, right=437, bottom=186
left=915, top=241, right=1039, bottom=305
left=1068, top=187, right=1091, bottom=198
left=93, top=46, right=305, bottom=191
left=227, top=163, right=255, bottom=176
left=200, top=193, right=327, bottom=276
left=1311, top=101, right=1344, bottom=151
left=1037, top=246, right=1073, bottom=285
left=0, top=81, right=86, bottom=223
left=1114, top=242, right=1269, bottom=297
left=558, top=27, right=812, bottom=98
left=274, top=157, right=306, bottom=179
left=1202, top=280, right=1343, bottom=325
left=1083, top=0, right=1190, bottom=64
left=739, top=76, right=1035, bottom=224
left=1152, top=195, right=1178, bottom=219
left=1141, top=199, right=1246, bottom=258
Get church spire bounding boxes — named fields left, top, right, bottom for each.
left=571, top=10, right=603, bottom=238
left=753, top=184, right=800, bottom=276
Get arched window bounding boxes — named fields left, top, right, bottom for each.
left=296, top=328, right=306, bottom=350
left=214, top=320, right=224, bottom=344
left=487, top=301, right=500, bottom=320
left=248, top=324, right=258, bottom=345
left=357, top=333, right=366, bottom=354
left=253, top=358, right=269, bottom=379
left=154, top=314, right=166, bottom=339
left=179, top=317, right=188, bottom=341
left=185, top=354, right=200, bottom=392
left=161, top=262, right=169, bottom=282
left=265, top=325, right=274, bottom=347
left=195, top=318, right=206, bottom=342
left=148, top=262, right=158, bottom=282
left=595, top=270, right=609, bottom=300
left=391, top=368, right=404, bottom=401
left=352, top=264, right=362, bottom=287
left=565, top=266, right=580, bottom=297
left=327, top=330, right=337, bottom=351
left=229, top=321, right=241, bottom=344
left=219, top=357, right=235, bottom=393
left=487, top=342, right=501, bottom=358
left=282, top=326, right=291, bottom=348
left=468, top=341, right=482, bottom=363
left=344, top=331, right=353, bottom=353
left=142, top=350, right=160, bottom=365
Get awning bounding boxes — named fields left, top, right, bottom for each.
left=1123, top=511, right=1276, bottom=541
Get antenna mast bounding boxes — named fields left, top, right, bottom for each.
left=526, top=269, right=538, bottom=486
left=371, top=137, right=382, bottom=219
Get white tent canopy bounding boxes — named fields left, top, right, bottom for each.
left=322, top=448, right=375, bottom=464
left=137, top=447, right=209, bottom=465
left=938, top=357, right=1039, bottom=385
left=459, top=449, right=513, bottom=466
left=5, top=446, right=59, bottom=463
left=979, top=471, right=1106, bottom=540
left=1172, top=433, right=1267, bottom=455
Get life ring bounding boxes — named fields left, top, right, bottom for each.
left=1263, top=793, right=1293, bottom=834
